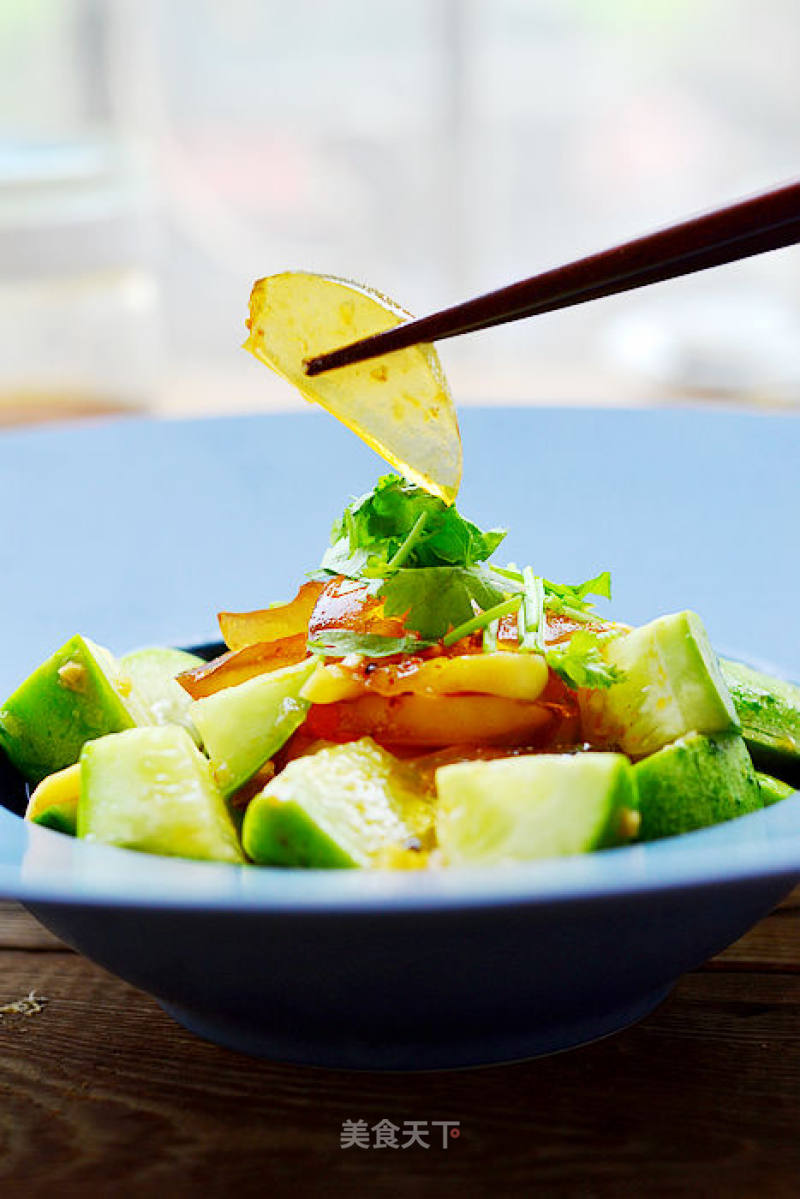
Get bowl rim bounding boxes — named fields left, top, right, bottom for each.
left=1, top=792, right=799, bottom=914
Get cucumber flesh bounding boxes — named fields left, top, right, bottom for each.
left=720, top=659, right=800, bottom=784
left=756, top=770, right=796, bottom=808
left=0, top=634, right=152, bottom=784
left=435, top=752, right=638, bottom=866
left=242, top=737, right=433, bottom=868
left=78, top=725, right=244, bottom=863
left=635, top=731, right=761, bottom=841
left=120, top=646, right=204, bottom=742
left=580, top=611, right=738, bottom=759
left=190, top=657, right=318, bottom=797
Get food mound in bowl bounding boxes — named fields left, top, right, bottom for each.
left=2, top=473, right=797, bottom=869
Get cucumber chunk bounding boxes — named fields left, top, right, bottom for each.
left=756, top=770, right=797, bottom=807
left=0, top=634, right=152, bottom=784
left=720, top=659, right=800, bottom=783
left=242, top=737, right=433, bottom=868
left=78, top=725, right=244, bottom=863
left=580, top=611, right=738, bottom=758
left=120, top=646, right=203, bottom=742
left=25, top=763, right=81, bottom=835
left=435, top=752, right=638, bottom=866
left=190, top=658, right=318, bottom=797
left=634, top=732, right=762, bottom=841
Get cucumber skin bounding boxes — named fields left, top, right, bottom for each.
left=244, top=796, right=357, bottom=868
left=720, top=659, right=800, bottom=784
left=0, top=635, right=140, bottom=785
left=582, top=612, right=738, bottom=760
left=756, top=771, right=797, bottom=807
left=30, top=804, right=78, bottom=836
left=635, top=732, right=762, bottom=842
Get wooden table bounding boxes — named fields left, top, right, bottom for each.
left=0, top=894, right=798, bottom=1197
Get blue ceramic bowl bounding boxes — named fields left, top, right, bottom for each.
left=0, top=407, right=798, bottom=1069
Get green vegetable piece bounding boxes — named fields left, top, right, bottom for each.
left=32, top=805, right=78, bottom=836
left=380, top=565, right=506, bottom=641
left=321, top=474, right=506, bottom=578
left=580, top=611, right=738, bottom=758
left=0, top=634, right=152, bottom=784
left=190, top=657, right=318, bottom=797
left=720, top=659, right=800, bottom=782
left=756, top=770, right=796, bottom=807
left=547, top=629, right=624, bottom=691
left=635, top=731, right=762, bottom=840
left=26, top=763, right=81, bottom=835
left=242, top=737, right=433, bottom=868
left=78, top=725, right=244, bottom=863
left=435, top=752, right=638, bottom=866
left=120, top=646, right=204, bottom=742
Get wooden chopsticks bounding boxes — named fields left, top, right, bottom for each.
left=304, top=180, right=800, bottom=376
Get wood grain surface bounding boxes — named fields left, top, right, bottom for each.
left=0, top=894, right=799, bottom=1198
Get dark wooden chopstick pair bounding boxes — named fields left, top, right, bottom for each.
left=304, top=180, right=800, bottom=376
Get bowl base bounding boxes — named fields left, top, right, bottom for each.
left=160, top=982, right=674, bottom=1071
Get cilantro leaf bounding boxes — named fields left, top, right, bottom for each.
left=546, top=630, right=625, bottom=691
left=308, top=631, right=433, bottom=659
left=380, top=567, right=506, bottom=641
left=545, top=574, right=610, bottom=601
left=542, top=571, right=613, bottom=621
left=574, top=570, right=612, bottom=601
left=317, top=539, right=372, bottom=578
left=326, top=475, right=505, bottom=577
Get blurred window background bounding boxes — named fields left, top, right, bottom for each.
left=1, top=0, right=799, bottom=420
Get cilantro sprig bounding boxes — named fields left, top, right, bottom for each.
left=320, top=474, right=506, bottom=579
left=312, top=474, right=623, bottom=689
left=489, top=565, right=613, bottom=624
left=546, top=630, right=625, bottom=690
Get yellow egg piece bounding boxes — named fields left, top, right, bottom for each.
left=303, top=651, right=549, bottom=706
left=244, top=272, right=462, bottom=504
